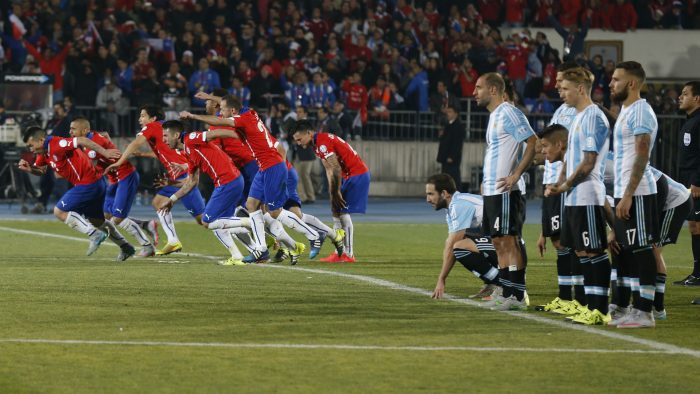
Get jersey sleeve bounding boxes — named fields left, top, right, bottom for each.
left=505, top=107, right=535, bottom=143
left=582, top=113, right=609, bottom=153
left=631, top=106, right=658, bottom=136
left=54, top=137, right=79, bottom=153
left=316, top=135, right=336, bottom=160
left=34, top=153, right=47, bottom=167
left=447, top=202, right=476, bottom=233
left=136, top=125, right=150, bottom=138
left=185, top=131, right=207, bottom=147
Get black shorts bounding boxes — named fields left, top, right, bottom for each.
left=659, top=197, right=692, bottom=245
left=464, top=232, right=499, bottom=268
left=613, top=194, right=659, bottom=249
left=482, top=191, right=525, bottom=237
left=541, top=193, right=564, bottom=237
left=560, top=205, right=608, bottom=252
left=689, top=197, right=700, bottom=221
left=656, top=175, right=668, bottom=217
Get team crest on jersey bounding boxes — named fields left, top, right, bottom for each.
left=88, top=150, right=97, bottom=159
left=685, top=132, right=691, bottom=146
left=189, top=132, right=197, bottom=140
left=59, top=139, right=68, bottom=147
left=585, top=136, right=595, bottom=148
left=319, top=145, right=328, bottom=153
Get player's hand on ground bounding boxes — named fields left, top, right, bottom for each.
left=615, top=195, right=632, bottom=220
left=17, top=159, right=31, bottom=172
left=103, top=149, right=122, bottom=160
left=432, top=279, right=446, bottom=299
left=537, top=234, right=546, bottom=257
left=496, top=174, right=518, bottom=191
left=179, top=111, right=193, bottom=119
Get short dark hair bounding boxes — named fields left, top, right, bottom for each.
left=212, top=88, right=228, bottom=98
left=538, top=123, right=568, bottom=140
left=71, top=116, right=91, bottom=129
left=140, top=104, right=164, bottom=120
left=426, top=174, right=457, bottom=195
left=23, top=126, right=46, bottom=143
left=221, top=95, right=242, bottom=110
left=162, top=120, right=185, bottom=134
left=684, top=81, right=700, bottom=97
left=615, top=61, right=646, bottom=83
left=291, top=119, right=315, bottom=135
left=557, top=61, right=579, bottom=72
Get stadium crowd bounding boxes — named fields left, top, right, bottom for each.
left=1, top=0, right=697, bottom=129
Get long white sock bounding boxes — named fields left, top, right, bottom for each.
left=264, top=213, right=296, bottom=249
left=340, top=214, right=353, bottom=257
left=302, top=213, right=333, bottom=235
left=213, top=229, right=243, bottom=259
left=207, top=217, right=251, bottom=230
left=100, top=220, right=129, bottom=247
left=64, top=211, right=98, bottom=236
left=117, top=218, right=151, bottom=246
left=157, top=211, right=179, bottom=244
left=277, top=209, right=319, bottom=241
left=249, top=210, right=267, bottom=251
left=232, top=233, right=255, bottom=253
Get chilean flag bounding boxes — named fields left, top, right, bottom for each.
left=9, top=12, right=27, bottom=40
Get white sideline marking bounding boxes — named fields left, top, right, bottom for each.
left=2, top=225, right=700, bottom=358
left=0, top=338, right=681, bottom=355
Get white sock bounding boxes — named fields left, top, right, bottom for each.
left=100, top=220, right=128, bottom=247
left=129, top=217, right=147, bottom=226
left=213, top=229, right=243, bottom=259
left=333, top=217, right=342, bottom=231
left=302, top=213, right=333, bottom=235
left=249, top=210, right=267, bottom=251
left=207, top=217, right=251, bottom=230
left=64, top=211, right=98, bottom=236
left=157, top=211, right=179, bottom=244
left=117, top=218, right=151, bottom=246
left=277, top=209, right=319, bottom=241
left=264, top=213, right=296, bottom=249
left=340, top=214, right=353, bottom=257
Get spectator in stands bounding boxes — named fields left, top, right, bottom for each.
left=93, top=45, right=117, bottom=77
left=161, top=63, right=188, bottom=93
left=116, top=58, right=133, bottom=98
left=248, top=65, right=281, bottom=109
left=547, top=8, right=591, bottom=60
left=333, top=100, right=353, bottom=141
left=452, top=58, right=479, bottom=98
left=308, top=72, right=336, bottom=109
left=609, top=0, right=638, bottom=32
left=228, top=76, right=251, bottom=107
left=505, top=0, right=526, bottom=27
left=284, top=71, right=311, bottom=110
left=132, top=48, right=153, bottom=81
left=436, top=106, right=465, bottom=190
left=162, top=76, right=188, bottom=120
left=430, top=81, right=460, bottom=119
left=316, top=106, right=343, bottom=136
left=133, top=68, right=162, bottom=108
left=664, top=1, right=690, bottom=29
left=369, top=76, right=393, bottom=120
left=341, top=71, right=369, bottom=138
left=46, top=103, right=70, bottom=137
left=180, top=51, right=196, bottom=80
left=405, top=60, right=429, bottom=112
left=95, top=78, right=122, bottom=133
left=22, top=40, right=71, bottom=101
left=188, top=58, right=221, bottom=107
left=71, top=62, right=98, bottom=106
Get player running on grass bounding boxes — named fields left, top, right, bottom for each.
left=180, top=96, right=327, bottom=263
left=105, top=105, right=206, bottom=256
left=292, top=120, right=371, bottom=263
left=19, top=126, right=135, bottom=261
left=69, top=117, right=159, bottom=257
left=157, top=120, right=266, bottom=266
left=426, top=173, right=506, bottom=299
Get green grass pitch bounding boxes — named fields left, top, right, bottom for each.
left=1, top=220, right=699, bottom=393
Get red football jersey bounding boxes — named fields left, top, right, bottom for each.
left=138, top=121, right=187, bottom=180
left=228, top=109, right=284, bottom=170
left=183, top=131, right=240, bottom=187
left=313, top=132, right=368, bottom=179
left=85, top=131, right=135, bottom=183
left=214, top=125, right=256, bottom=168
left=34, top=136, right=102, bottom=186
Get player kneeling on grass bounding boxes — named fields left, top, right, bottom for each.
left=156, top=120, right=266, bottom=266
left=18, top=126, right=135, bottom=261
left=426, top=174, right=506, bottom=300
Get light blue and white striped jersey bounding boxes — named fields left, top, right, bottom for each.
left=650, top=166, right=690, bottom=211
left=564, top=104, right=610, bottom=206
left=482, top=102, right=535, bottom=196
left=447, top=192, right=483, bottom=233
left=543, top=104, right=577, bottom=184
left=613, top=99, right=658, bottom=198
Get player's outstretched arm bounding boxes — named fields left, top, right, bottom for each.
left=76, top=137, right=121, bottom=160
left=205, top=129, right=240, bottom=140
left=321, top=155, right=346, bottom=213
left=433, top=232, right=462, bottom=299
left=157, top=169, right=199, bottom=212
left=105, top=135, right=147, bottom=174
left=180, top=112, right=235, bottom=127
left=17, top=159, right=46, bottom=176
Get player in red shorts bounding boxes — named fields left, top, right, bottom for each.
left=292, top=120, right=371, bottom=262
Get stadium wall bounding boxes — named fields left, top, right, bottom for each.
left=503, top=28, right=700, bottom=79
